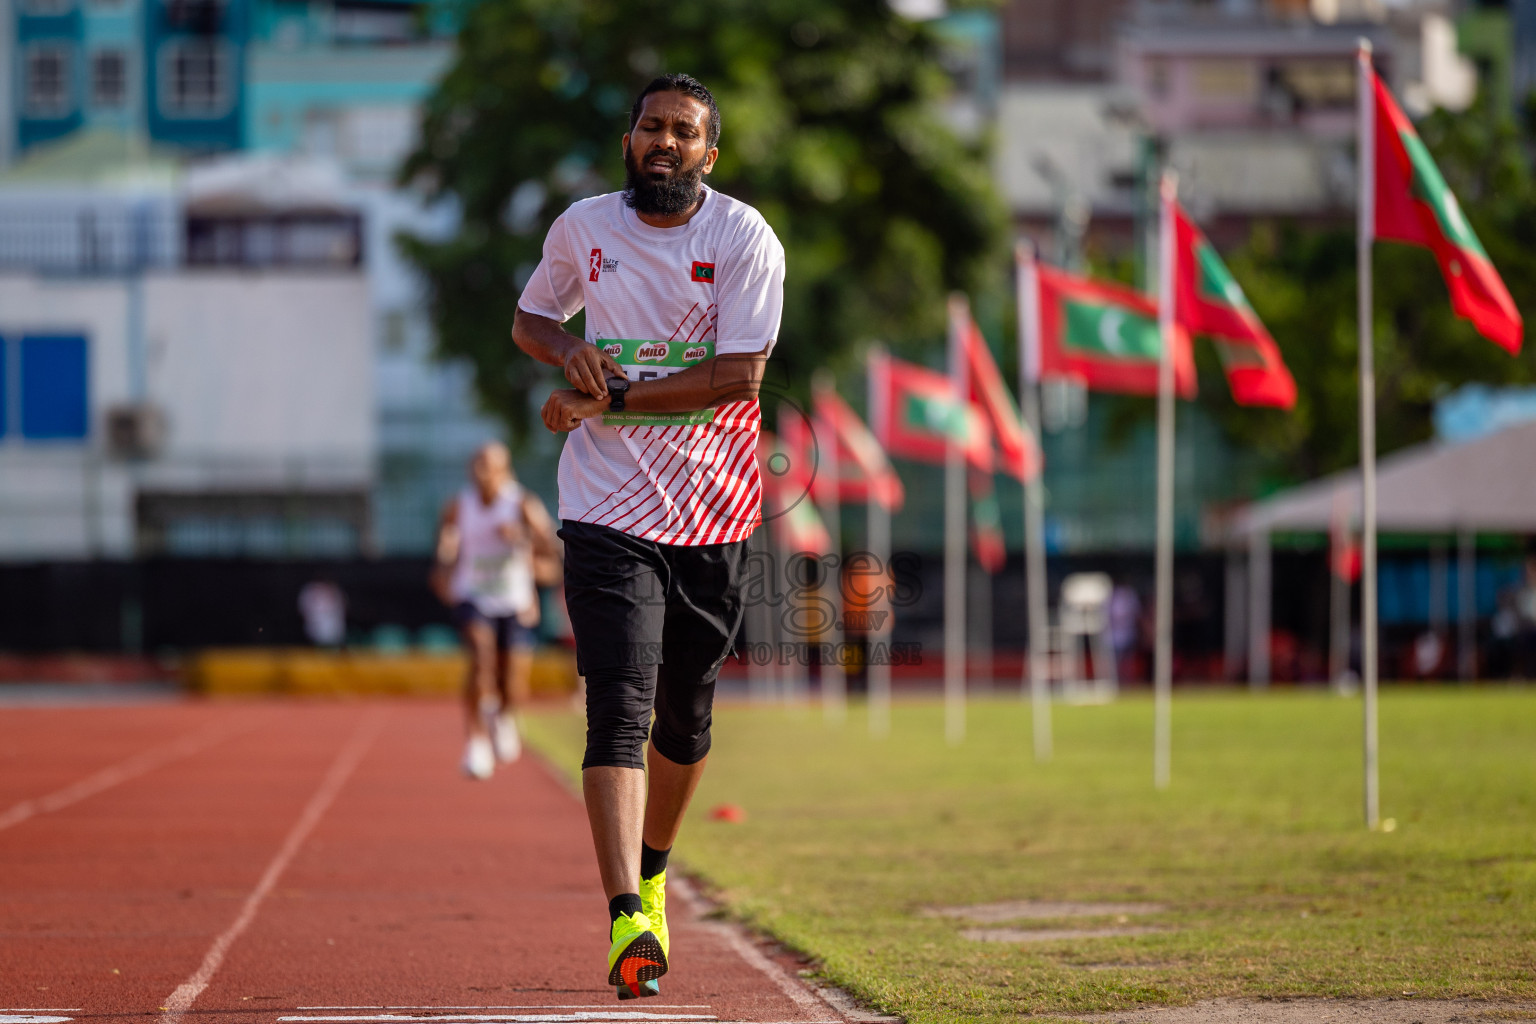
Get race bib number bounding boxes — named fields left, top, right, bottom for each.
left=596, top=338, right=717, bottom=427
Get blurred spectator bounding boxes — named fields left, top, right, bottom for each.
left=1109, top=582, right=1142, bottom=683
left=298, top=580, right=347, bottom=648
left=1518, top=557, right=1536, bottom=678
left=1412, top=629, right=1447, bottom=679
left=1489, top=587, right=1520, bottom=678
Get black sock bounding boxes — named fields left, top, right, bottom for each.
left=640, top=843, right=671, bottom=881
left=609, top=893, right=642, bottom=922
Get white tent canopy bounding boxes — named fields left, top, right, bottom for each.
left=1234, top=419, right=1536, bottom=537
left=1229, top=418, right=1536, bottom=687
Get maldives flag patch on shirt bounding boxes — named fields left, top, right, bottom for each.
left=691, top=261, right=714, bottom=283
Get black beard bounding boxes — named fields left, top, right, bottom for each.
left=623, top=143, right=705, bottom=216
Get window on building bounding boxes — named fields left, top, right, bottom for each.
left=158, top=39, right=230, bottom=117
left=24, top=46, right=73, bottom=118
left=332, top=0, right=419, bottom=44
left=20, top=335, right=89, bottom=441
left=91, top=49, right=127, bottom=108
left=161, top=0, right=227, bottom=31
left=185, top=214, right=363, bottom=267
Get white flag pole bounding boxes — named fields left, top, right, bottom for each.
left=1357, top=38, right=1381, bottom=830
left=1153, top=170, right=1177, bottom=792
left=867, top=346, right=894, bottom=738
left=812, top=372, right=848, bottom=726
left=944, top=294, right=969, bottom=745
left=1016, top=244, right=1052, bottom=762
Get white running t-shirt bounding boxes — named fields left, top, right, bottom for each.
left=448, top=483, right=536, bottom=619
left=518, top=186, right=785, bottom=546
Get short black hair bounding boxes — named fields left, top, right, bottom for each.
left=629, top=73, right=721, bottom=149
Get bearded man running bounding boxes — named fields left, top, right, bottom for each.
left=512, top=73, right=784, bottom=1000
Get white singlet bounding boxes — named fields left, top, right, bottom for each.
left=449, top=483, right=536, bottom=619
left=517, top=186, right=785, bottom=546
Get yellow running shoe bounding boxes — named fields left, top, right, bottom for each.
left=608, top=910, right=666, bottom=1000
left=639, top=870, right=669, bottom=959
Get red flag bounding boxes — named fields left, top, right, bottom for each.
left=1367, top=59, right=1522, bottom=353
left=1171, top=202, right=1297, bottom=409
left=959, top=312, right=1043, bottom=482
left=810, top=382, right=905, bottom=512
left=1034, top=262, right=1197, bottom=398
left=758, top=429, right=831, bottom=556
left=869, top=348, right=992, bottom=471
left=968, top=468, right=1006, bottom=574
left=1329, top=494, right=1361, bottom=584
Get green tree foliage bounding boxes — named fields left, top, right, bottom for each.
left=397, top=0, right=1006, bottom=437
left=1211, top=95, right=1536, bottom=482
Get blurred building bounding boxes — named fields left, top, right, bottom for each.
left=0, top=141, right=372, bottom=559
left=0, top=0, right=504, bottom=559
left=985, top=0, right=1493, bottom=555
left=996, top=0, right=1481, bottom=250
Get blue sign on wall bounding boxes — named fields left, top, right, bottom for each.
left=20, top=334, right=89, bottom=440
left=0, top=337, right=7, bottom=438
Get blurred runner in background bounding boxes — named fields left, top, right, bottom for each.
left=433, top=441, right=558, bottom=780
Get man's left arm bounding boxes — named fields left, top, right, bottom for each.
left=540, top=350, right=767, bottom=432
left=540, top=215, right=785, bottom=433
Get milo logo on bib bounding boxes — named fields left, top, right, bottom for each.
left=601, top=338, right=717, bottom=368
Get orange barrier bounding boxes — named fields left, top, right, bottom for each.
left=186, top=647, right=579, bottom=697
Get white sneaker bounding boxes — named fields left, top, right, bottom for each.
left=461, top=735, right=495, bottom=780
left=490, top=711, right=522, bottom=764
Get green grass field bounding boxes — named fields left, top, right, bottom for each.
left=524, top=687, right=1536, bottom=1023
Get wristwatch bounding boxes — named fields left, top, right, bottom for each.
left=606, top=375, right=631, bottom=412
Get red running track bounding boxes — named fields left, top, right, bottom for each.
left=0, top=700, right=852, bottom=1024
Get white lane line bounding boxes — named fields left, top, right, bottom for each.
left=295, top=1010, right=713, bottom=1013
left=0, top=718, right=251, bottom=832
left=692, top=920, right=841, bottom=1021
left=159, top=709, right=387, bottom=1024
left=0, top=1016, right=73, bottom=1023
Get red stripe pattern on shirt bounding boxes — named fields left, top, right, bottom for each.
left=588, top=400, right=763, bottom=546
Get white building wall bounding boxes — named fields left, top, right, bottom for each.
left=0, top=271, right=374, bottom=559
left=142, top=272, right=373, bottom=469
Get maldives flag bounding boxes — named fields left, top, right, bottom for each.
left=968, top=468, right=1006, bottom=574
left=1030, top=261, right=1196, bottom=398
left=758, top=430, right=832, bottom=556
left=869, top=348, right=992, bottom=470
left=958, top=310, right=1043, bottom=482
left=1366, top=60, right=1522, bottom=353
left=811, top=381, right=905, bottom=512
left=1171, top=202, right=1297, bottom=409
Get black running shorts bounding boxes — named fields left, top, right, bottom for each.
left=559, top=520, right=749, bottom=770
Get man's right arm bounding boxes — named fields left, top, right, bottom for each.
left=513, top=210, right=626, bottom=401
left=512, top=309, right=625, bottom=401
left=430, top=499, right=459, bottom=606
